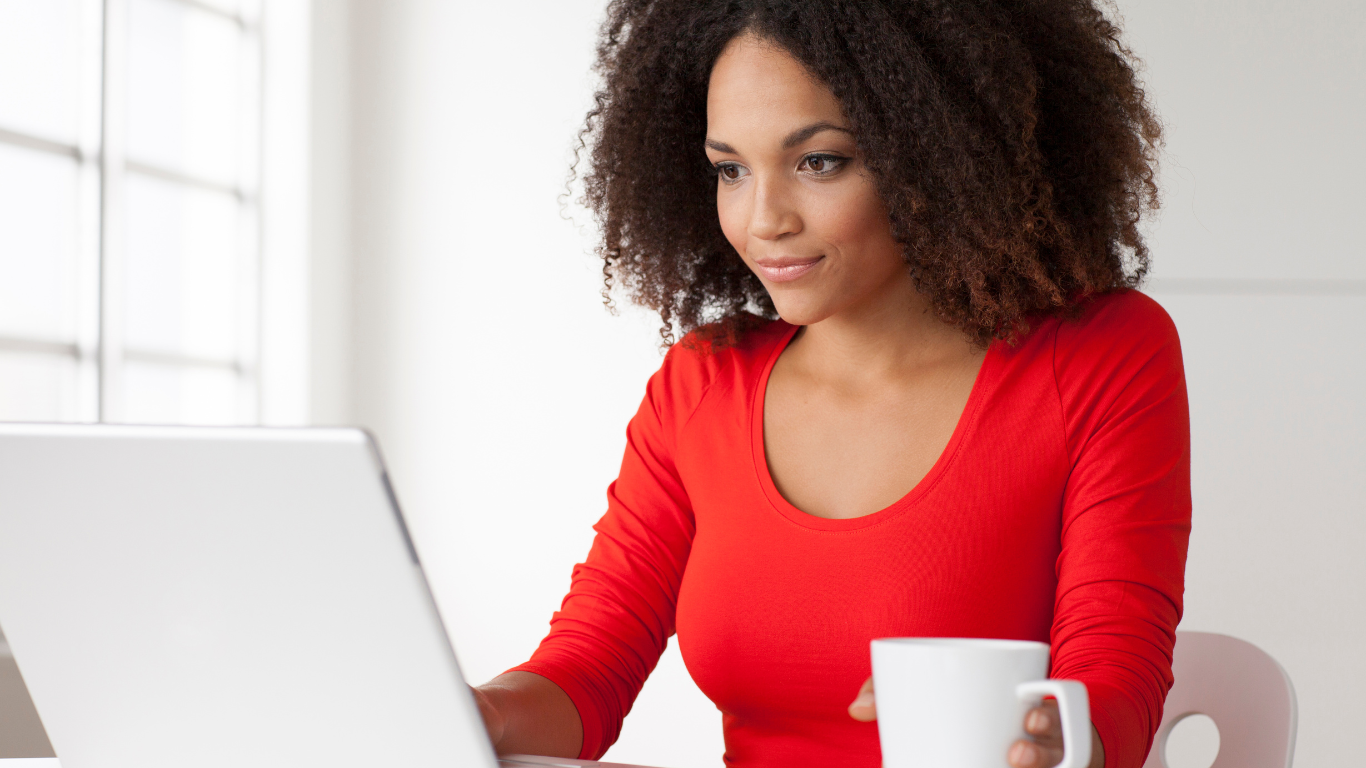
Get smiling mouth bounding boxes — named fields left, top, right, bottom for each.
left=753, top=256, right=823, bottom=283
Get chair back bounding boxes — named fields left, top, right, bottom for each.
left=1143, top=631, right=1297, bottom=768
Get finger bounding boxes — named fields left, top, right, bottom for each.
left=1008, top=738, right=1066, bottom=768
left=1025, top=702, right=1064, bottom=747
left=848, top=676, right=877, bottom=722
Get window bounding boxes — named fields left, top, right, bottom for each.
left=0, top=0, right=268, bottom=424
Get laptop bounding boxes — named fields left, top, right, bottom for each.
left=0, top=424, right=665, bottom=768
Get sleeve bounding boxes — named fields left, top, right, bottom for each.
left=506, top=345, right=707, bottom=760
left=1048, top=292, right=1193, bottom=768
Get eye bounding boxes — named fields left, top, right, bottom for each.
left=713, top=162, right=749, bottom=184
left=799, top=153, right=847, bottom=176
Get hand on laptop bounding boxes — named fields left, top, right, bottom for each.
left=472, top=672, right=584, bottom=758
left=473, top=685, right=508, bottom=745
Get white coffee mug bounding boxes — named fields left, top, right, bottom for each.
left=870, top=637, right=1091, bottom=768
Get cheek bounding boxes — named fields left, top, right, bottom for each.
left=809, top=183, right=898, bottom=267
left=716, top=189, right=749, bottom=256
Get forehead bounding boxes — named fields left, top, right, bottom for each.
left=706, top=33, right=847, bottom=135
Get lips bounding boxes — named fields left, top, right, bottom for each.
left=753, top=256, right=823, bottom=283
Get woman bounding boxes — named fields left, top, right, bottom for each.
left=475, top=2, right=1189, bottom=767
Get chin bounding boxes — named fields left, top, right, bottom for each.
left=768, top=293, right=836, bottom=327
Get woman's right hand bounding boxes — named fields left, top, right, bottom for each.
left=471, top=672, right=583, bottom=757
left=847, top=676, right=877, bottom=721
left=471, top=684, right=507, bottom=747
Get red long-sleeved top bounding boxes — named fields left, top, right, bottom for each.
left=511, top=290, right=1191, bottom=768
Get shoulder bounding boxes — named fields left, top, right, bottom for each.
left=1060, top=288, right=1179, bottom=344
left=1046, top=290, right=1188, bottom=440
left=1050, top=289, right=1183, bottom=374
left=645, top=316, right=791, bottom=423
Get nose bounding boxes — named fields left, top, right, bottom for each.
left=748, top=175, right=802, bottom=241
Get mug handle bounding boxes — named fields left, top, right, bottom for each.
left=1015, top=679, right=1091, bottom=768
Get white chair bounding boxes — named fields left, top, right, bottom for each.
left=1143, top=631, right=1297, bottom=768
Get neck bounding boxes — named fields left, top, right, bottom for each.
left=790, top=272, right=974, bottom=382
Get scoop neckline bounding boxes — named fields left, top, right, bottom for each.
left=748, top=322, right=996, bottom=532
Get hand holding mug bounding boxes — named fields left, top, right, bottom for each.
left=851, top=680, right=1102, bottom=768
left=852, top=638, right=1104, bottom=768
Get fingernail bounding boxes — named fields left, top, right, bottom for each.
left=852, top=691, right=874, bottom=708
left=1027, top=709, right=1048, bottom=732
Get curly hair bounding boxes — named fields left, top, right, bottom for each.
left=576, top=0, right=1162, bottom=347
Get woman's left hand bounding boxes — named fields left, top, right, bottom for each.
left=1008, top=698, right=1105, bottom=768
left=847, top=677, right=1105, bottom=768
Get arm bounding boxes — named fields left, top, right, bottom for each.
left=1048, top=293, right=1192, bottom=768
left=481, top=346, right=708, bottom=759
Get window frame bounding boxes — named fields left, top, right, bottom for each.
left=0, top=0, right=303, bottom=425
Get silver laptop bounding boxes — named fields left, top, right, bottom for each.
left=0, top=424, right=662, bottom=768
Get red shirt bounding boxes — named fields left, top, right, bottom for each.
left=512, top=290, right=1191, bottom=768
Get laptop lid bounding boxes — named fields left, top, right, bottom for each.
left=0, top=424, right=498, bottom=768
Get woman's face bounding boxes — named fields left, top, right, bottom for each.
left=706, top=33, right=910, bottom=327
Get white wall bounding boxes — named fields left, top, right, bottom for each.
left=1121, top=1, right=1365, bottom=766
left=259, top=0, right=312, bottom=426
left=314, top=1, right=1365, bottom=766
left=306, top=0, right=354, bottom=427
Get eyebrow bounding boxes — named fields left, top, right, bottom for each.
left=781, top=121, right=853, bottom=149
left=704, top=121, right=854, bottom=154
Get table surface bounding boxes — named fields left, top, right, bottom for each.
left=0, top=758, right=660, bottom=768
